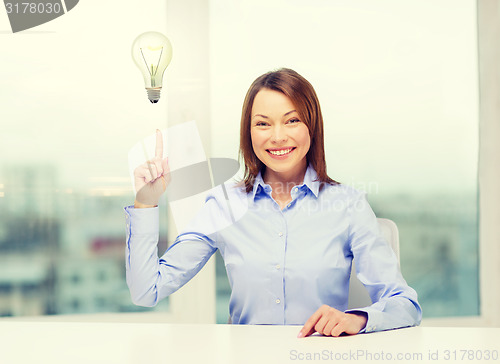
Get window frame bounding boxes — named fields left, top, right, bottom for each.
left=423, top=0, right=500, bottom=328
left=163, top=0, right=216, bottom=324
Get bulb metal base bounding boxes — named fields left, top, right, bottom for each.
left=146, top=87, right=162, bottom=103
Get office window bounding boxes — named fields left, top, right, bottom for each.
left=210, top=0, right=479, bottom=321
left=0, top=2, right=171, bottom=317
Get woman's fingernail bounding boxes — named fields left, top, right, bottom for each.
left=297, top=331, right=304, bottom=338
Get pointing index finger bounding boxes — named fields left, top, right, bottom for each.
left=298, top=310, right=322, bottom=338
left=155, top=129, right=163, bottom=159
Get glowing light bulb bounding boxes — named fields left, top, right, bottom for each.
left=131, top=31, right=173, bottom=103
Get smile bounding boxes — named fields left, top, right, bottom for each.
left=267, top=147, right=295, bottom=156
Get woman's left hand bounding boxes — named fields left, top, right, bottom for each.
left=297, top=305, right=367, bottom=338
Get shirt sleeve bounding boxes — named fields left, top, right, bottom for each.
left=124, top=193, right=221, bottom=307
left=344, top=191, right=422, bottom=333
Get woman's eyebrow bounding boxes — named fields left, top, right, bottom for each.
left=252, top=110, right=297, bottom=119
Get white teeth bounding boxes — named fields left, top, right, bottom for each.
left=269, top=148, right=293, bottom=156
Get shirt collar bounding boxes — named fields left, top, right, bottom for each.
left=250, top=173, right=268, bottom=200
left=302, top=165, right=320, bottom=198
left=250, top=165, right=320, bottom=200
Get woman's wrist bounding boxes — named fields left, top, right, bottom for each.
left=347, top=312, right=368, bottom=332
left=134, top=200, right=158, bottom=209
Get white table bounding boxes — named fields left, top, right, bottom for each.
left=0, top=322, right=498, bottom=364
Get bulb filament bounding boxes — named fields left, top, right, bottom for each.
left=140, top=47, right=164, bottom=87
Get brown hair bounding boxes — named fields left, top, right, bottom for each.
left=239, top=68, right=339, bottom=192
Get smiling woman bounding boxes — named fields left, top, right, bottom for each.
left=240, top=69, right=337, bottom=195
left=126, top=67, right=421, bottom=337
left=250, top=89, right=311, bottom=206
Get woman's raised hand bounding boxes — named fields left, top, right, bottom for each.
left=134, top=129, right=171, bottom=208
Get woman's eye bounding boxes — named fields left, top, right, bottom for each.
left=288, top=118, right=300, bottom=124
left=255, top=121, right=268, bottom=126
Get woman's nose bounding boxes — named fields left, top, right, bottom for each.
left=271, top=125, right=287, bottom=143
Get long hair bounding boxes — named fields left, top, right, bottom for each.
left=239, top=68, right=338, bottom=192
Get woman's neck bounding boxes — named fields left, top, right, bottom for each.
left=263, top=164, right=308, bottom=197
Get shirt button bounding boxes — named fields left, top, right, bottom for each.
left=275, top=264, right=280, bottom=270
left=275, top=299, right=281, bottom=304
left=278, top=232, right=283, bottom=237
left=293, top=187, right=298, bottom=192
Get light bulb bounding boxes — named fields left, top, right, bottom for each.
left=131, top=31, right=173, bottom=103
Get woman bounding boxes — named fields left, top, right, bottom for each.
left=126, top=68, right=422, bottom=338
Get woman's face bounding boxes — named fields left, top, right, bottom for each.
left=250, top=88, right=311, bottom=180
